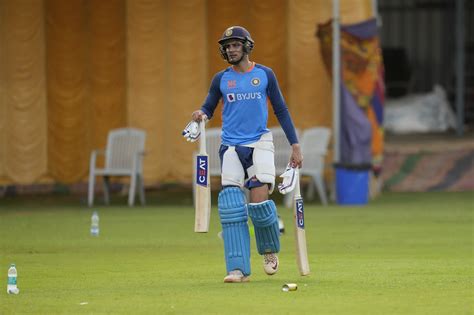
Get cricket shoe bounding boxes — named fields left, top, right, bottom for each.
left=263, top=253, right=279, bottom=275
left=224, top=270, right=249, bottom=283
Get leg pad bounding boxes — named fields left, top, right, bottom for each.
left=248, top=200, right=280, bottom=255
left=218, top=187, right=251, bottom=276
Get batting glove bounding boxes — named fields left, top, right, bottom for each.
left=182, top=120, right=201, bottom=142
left=278, top=163, right=297, bottom=195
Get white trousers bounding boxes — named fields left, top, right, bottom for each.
left=221, top=132, right=276, bottom=193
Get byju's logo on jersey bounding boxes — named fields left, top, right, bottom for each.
left=226, top=92, right=262, bottom=103
left=296, top=198, right=305, bottom=229
left=196, top=156, right=208, bottom=187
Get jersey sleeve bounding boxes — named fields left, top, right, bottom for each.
left=265, top=67, right=299, bottom=145
left=200, top=71, right=224, bottom=119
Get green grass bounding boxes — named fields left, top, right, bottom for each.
left=0, top=192, right=473, bottom=314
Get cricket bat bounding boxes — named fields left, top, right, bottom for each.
left=294, top=169, right=310, bottom=275
left=194, top=119, right=211, bottom=233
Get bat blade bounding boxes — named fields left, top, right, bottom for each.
left=194, top=120, right=211, bottom=233
left=195, top=153, right=211, bottom=232
left=294, top=171, right=310, bottom=275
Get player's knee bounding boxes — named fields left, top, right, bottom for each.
left=255, top=174, right=275, bottom=194
left=249, top=184, right=269, bottom=203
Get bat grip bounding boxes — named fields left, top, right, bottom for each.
left=199, top=119, right=207, bottom=154
left=294, top=169, right=301, bottom=198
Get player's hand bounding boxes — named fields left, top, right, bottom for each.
left=192, top=110, right=208, bottom=122
left=290, top=143, right=303, bottom=168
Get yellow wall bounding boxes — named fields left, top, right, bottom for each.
left=0, top=0, right=373, bottom=185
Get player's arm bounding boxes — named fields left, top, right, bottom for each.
left=266, top=69, right=303, bottom=168
left=289, top=143, right=303, bottom=168
left=192, top=72, right=223, bottom=122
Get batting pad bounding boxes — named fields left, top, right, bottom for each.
left=248, top=200, right=280, bottom=255
left=218, top=187, right=251, bottom=276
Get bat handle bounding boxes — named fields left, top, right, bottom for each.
left=294, top=168, right=301, bottom=199
left=199, top=119, right=207, bottom=154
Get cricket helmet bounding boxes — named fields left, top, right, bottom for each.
left=218, top=26, right=254, bottom=60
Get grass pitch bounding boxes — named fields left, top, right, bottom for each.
left=0, top=191, right=472, bottom=314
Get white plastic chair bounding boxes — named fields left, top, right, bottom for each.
left=88, top=128, right=146, bottom=207
left=300, top=127, right=331, bottom=205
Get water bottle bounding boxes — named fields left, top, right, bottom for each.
left=90, top=211, right=99, bottom=236
left=7, top=264, right=19, bottom=294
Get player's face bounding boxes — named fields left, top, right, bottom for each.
left=223, top=40, right=244, bottom=65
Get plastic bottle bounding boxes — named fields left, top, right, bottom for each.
left=91, top=211, right=99, bottom=236
left=7, top=264, right=19, bottom=294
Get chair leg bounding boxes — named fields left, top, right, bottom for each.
left=330, top=179, right=337, bottom=202
left=138, top=174, right=145, bottom=206
left=284, top=191, right=293, bottom=209
left=313, top=175, right=328, bottom=206
left=128, top=173, right=137, bottom=206
left=306, top=179, right=315, bottom=201
left=88, top=173, right=95, bottom=207
left=103, top=176, right=110, bottom=205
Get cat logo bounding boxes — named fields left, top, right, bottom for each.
left=251, top=78, right=260, bottom=86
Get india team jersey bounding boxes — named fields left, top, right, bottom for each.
left=200, top=63, right=298, bottom=146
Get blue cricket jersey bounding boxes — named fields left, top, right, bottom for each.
left=200, top=63, right=298, bottom=146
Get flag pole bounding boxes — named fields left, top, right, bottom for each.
left=332, top=0, right=341, bottom=163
